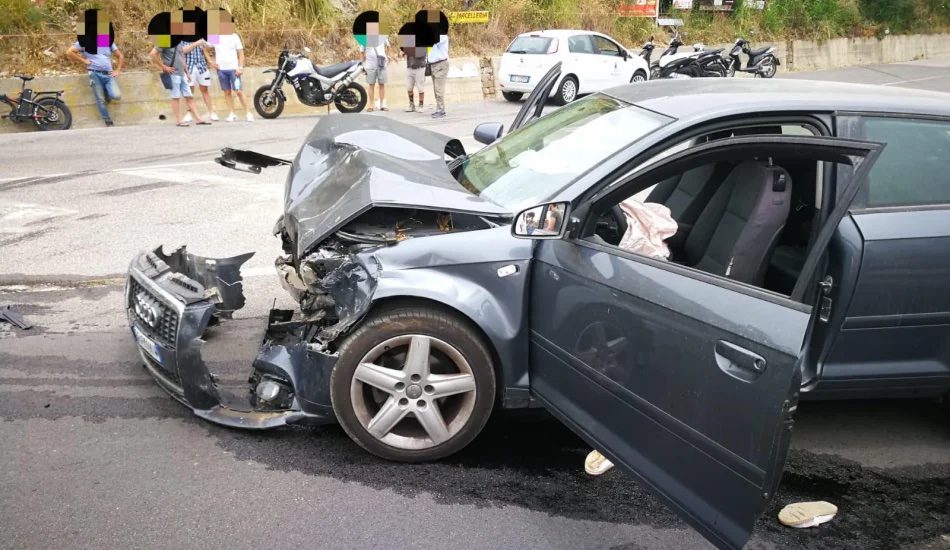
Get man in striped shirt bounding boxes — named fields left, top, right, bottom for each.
left=181, top=39, right=218, bottom=122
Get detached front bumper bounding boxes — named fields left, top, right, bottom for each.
left=126, top=246, right=338, bottom=429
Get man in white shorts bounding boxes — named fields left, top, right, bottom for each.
left=360, top=21, right=391, bottom=112
left=180, top=39, right=217, bottom=122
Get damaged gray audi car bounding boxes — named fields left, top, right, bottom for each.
left=127, top=63, right=950, bottom=549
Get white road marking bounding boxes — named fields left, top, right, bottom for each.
left=882, top=74, right=950, bottom=86
left=3, top=154, right=297, bottom=184
left=0, top=201, right=77, bottom=234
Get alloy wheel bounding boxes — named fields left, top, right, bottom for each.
left=349, top=334, right=477, bottom=450
left=561, top=79, right=577, bottom=103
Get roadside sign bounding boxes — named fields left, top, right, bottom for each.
left=656, top=18, right=685, bottom=27
left=699, top=0, right=735, bottom=10
left=448, top=11, right=489, bottom=24
left=672, top=0, right=694, bottom=8
left=618, top=0, right=659, bottom=17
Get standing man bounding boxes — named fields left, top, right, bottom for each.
left=66, top=37, right=124, bottom=127
left=402, top=43, right=426, bottom=112
left=360, top=22, right=391, bottom=112
left=180, top=38, right=217, bottom=122
left=427, top=32, right=449, bottom=119
left=149, top=42, right=209, bottom=127
left=206, top=10, right=253, bottom=122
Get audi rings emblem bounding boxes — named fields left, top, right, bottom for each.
left=133, top=291, right=161, bottom=328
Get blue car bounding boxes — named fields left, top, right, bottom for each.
left=125, top=63, right=950, bottom=549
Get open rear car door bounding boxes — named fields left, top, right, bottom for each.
left=508, top=62, right=562, bottom=133
left=528, top=136, right=884, bottom=549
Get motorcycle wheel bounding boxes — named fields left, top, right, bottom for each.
left=760, top=57, right=777, bottom=78
left=33, top=98, right=71, bottom=131
left=254, top=86, right=285, bottom=119
left=650, top=66, right=661, bottom=80
left=727, top=60, right=737, bottom=78
left=335, top=82, right=368, bottom=113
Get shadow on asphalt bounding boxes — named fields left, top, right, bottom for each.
left=205, top=399, right=950, bottom=550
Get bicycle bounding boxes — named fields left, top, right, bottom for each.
left=1, top=74, right=72, bottom=131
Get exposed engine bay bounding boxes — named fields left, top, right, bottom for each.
left=274, top=207, right=497, bottom=348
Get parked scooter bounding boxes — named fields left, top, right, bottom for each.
left=651, top=32, right=727, bottom=79
left=726, top=38, right=780, bottom=78
left=254, top=48, right=367, bottom=119
left=0, top=74, right=72, bottom=131
left=639, top=37, right=656, bottom=67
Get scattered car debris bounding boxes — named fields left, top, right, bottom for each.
left=0, top=305, right=32, bottom=330
left=778, top=500, right=839, bottom=528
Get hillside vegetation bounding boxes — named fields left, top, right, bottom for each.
left=1, top=0, right=948, bottom=75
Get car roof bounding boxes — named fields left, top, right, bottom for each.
left=603, top=78, right=950, bottom=119
left=517, top=29, right=607, bottom=39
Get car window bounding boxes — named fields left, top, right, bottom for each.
left=507, top=36, right=555, bottom=55
left=859, top=117, right=950, bottom=207
left=456, top=94, right=671, bottom=211
left=592, top=36, right=622, bottom=57
left=568, top=35, right=595, bottom=54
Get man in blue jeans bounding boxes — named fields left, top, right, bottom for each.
left=66, top=40, right=124, bottom=126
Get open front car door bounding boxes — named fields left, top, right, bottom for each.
left=527, top=136, right=884, bottom=549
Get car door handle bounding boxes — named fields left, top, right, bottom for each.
left=714, top=340, right=767, bottom=383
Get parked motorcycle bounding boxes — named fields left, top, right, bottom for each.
left=0, top=74, right=72, bottom=131
left=726, top=38, right=780, bottom=78
left=639, top=36, right=656, bottom=67
left=651, top=33, right=727, bottom=79
left=254, top=48, right=367, bottom=119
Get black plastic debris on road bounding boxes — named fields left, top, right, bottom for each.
left=0, top=305, right=33, bottom=330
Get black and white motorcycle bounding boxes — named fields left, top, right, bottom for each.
left=253, top=48, right=367, bottom=119
left=650, top=33, right=727, bottom=79
left=725, top=38, right=780, bottom=78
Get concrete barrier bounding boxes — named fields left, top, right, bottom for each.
left=3, top=33, right=950, bottom=133
left=0, top=56, right=487, bottom=133
left=789, top=33, right=950, bottom=72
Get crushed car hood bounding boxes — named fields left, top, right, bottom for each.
left=284, top=115, right=511, bottom=258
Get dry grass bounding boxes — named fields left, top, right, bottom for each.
left=1, top=0, right=948, bottom=76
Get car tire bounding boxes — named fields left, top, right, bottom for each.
left=553, top=75, right=578, bottom=106
left=330, top=306, right=496, bottom=462
left=502, top=91, right=524, bottom=102
left=631, top=70, right=648, bottom=83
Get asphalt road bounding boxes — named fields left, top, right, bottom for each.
left=2, top=59, right=949, bottom=550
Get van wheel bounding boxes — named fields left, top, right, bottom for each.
left=553, top=75, right=578, bottom=105
left=330, top=306, right=496, bottom=462
left=502, top=91, right=523, bottom=102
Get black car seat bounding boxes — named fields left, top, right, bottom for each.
left=681, top=161, right=793, bottom=286
left=646, top=164, right=725, bottom=226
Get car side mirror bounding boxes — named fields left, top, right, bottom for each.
left=512, top=202, right=569, bottom=239
left=474, top=122, right=504, bottom=145
left=621, top=49, right=629, bottom=60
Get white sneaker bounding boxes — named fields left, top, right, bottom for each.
left=225, top=112, right=237, bottom=122
left=778, top=501, right=838, bottom=528
left=584, top=450, right=615, bottom=476
left=209, top=113, right=219, bottom=121
left=246, top=112, right=254, bottom=122
left=183, top=112, right=193, bottom=123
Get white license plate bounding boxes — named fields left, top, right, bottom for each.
left=133, top=326, right=162, bottom=364
left=510, top=75, right=530, bottom=83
